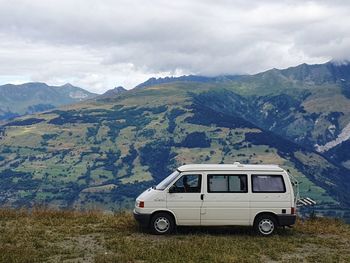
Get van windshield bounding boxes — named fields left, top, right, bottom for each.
left=155, top=171, right=180, bottom=190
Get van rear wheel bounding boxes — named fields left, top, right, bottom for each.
left=254, top=214, right=277, bottom=236
left=150, top=212, right=175, bottom=235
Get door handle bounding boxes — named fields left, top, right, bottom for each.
left=200, top=194, right=204, bottom=200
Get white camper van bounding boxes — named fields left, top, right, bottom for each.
left=133, top=163, right=297, bottom=236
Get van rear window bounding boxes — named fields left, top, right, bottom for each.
left=252, top=175, right=286, bottom=193
left=208, top=175, right=247, bottom=193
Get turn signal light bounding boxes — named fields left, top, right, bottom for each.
left=139, top=201, right=144, bottom=208
left=291, top=207, right=296, bottom=214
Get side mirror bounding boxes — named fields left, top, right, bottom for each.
left=168, top=185, right=176, bottom=193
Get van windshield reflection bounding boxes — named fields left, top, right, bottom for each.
left=155, top=171, right=179, bottom=190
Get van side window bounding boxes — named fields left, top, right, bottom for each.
left=172, top=174, right=201, bottom=193
left=208, top=175, right=247, bottom=193
left=252, top=175, right=286, bottom=193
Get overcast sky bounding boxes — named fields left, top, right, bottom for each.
left=0, top=0, right=349, bottom=93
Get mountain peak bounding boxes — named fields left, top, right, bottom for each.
left=134, top=75, right=241, bottom=89
left=0, top=82, right=97, bottom=119
left=97, top=86, right=127, bottom=99
left=268, top=60, right=350, bottom=85
left=61, top=83, right=76, bottom=88
left=113, top=86, right=127, bottom=93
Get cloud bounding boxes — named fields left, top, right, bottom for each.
left=0, top=0, right=349, bottom=92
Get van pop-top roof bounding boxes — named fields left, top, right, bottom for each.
left=177, top=162, right=284, bottom=172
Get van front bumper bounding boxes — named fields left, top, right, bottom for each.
left=277, top=214, right=296, bottom=226
left=133, top=209, right=151, bottom=227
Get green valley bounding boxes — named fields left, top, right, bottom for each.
left=0, top=62, right=350, bottom=221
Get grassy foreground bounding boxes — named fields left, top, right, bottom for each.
left=0, top=209, right=349, bottom=263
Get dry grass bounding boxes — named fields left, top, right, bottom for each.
left=0, top=208, right=349, bottom=263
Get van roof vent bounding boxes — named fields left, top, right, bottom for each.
left=233, top=161, right=243, bottom=167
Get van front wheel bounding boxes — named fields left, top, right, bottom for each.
left=150, top=212, right=175, bottom=235
left=254, top=215, right=277, bottom=236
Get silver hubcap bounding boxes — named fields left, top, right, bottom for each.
left=154, top=217, right=170, bottom=233
left=258, top=219, right=274, bottom=235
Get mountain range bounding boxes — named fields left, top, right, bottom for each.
left=0, top=82, right=97, bottom=121
left=0, top=61, right=349, bottom=220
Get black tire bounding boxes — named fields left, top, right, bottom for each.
left=150, top=212, right=175, bottom=235
left=254, top=214, right=277, bottom=236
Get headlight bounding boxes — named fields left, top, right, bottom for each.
left=136, top=200, right=144, bottom=208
